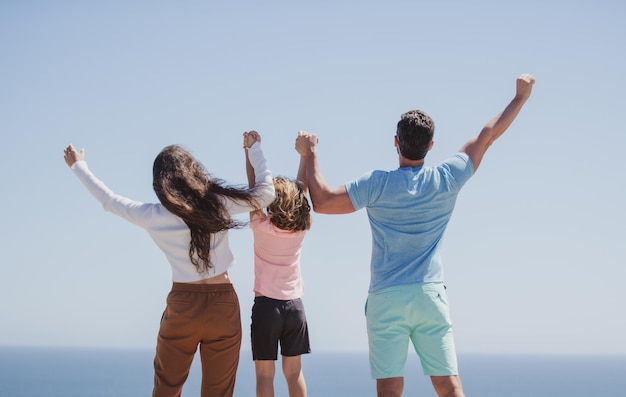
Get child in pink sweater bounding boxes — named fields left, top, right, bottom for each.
left=243, top=131, right=311, bottom=397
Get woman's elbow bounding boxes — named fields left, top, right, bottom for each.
left=256, top=189, right=276, bottom=208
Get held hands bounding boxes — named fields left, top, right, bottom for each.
left=515, top=73, right=535, bottom=101
left=295, top=130, right=318, bottom=156
left=243, top=130, right=261, bottom=149
left=63, top=144, right=85, bottom=167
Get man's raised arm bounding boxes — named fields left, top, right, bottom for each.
left=460, top=73, right=535, bottom=171
left=295, top=131, right=355, bottom=214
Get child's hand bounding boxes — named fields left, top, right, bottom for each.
left=243, top=130, right=261, bottom=149
left=295, top=130, right=318, bottom=156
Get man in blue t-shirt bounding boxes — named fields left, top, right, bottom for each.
left=295, top=74, right=535, bottom=397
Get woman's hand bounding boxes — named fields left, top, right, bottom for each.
left=63, top=144, right=85, bottom=167
left=243, top=130, right=261, bottom=149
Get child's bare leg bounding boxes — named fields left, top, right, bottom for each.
left=255, top=359, right=276, bottom=397
left=282, top=355, right=306, bottom=397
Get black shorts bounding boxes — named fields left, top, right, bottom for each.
left=250, top=296, right=311, bottom=360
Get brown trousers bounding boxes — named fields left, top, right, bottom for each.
left=152, top=282, right=242, bottom=397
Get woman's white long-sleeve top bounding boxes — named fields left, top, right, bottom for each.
left=70, top=142, right=275, bottom=282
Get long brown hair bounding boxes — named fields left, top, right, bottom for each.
left=152, top=145, right=257, bottom=274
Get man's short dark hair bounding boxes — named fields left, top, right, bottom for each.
left=396, top=110, right=435, bottom=160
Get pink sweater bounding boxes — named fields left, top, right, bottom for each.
left=250, top=213, right=306, bottom=300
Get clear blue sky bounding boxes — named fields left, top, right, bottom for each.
left=1, top=1, right=624, bottom=356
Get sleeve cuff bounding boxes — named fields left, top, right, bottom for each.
left=71, top=160, right=88, bottom=171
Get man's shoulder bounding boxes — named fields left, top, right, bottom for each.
left=421, top=153, right=474, bottom=176
left=442, top=152, right=472, bottom=166
left=347, top=169, right=390, bottom=186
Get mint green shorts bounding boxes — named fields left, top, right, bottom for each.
left=365, top=282, right=458, bottom=379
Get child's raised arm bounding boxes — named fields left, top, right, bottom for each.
left=244, top=131, right=262, bottom=188
left=296, top=150, right=308, bottom=194
left=244, top=133, right=255, bottom=189
left=243, top=130, right=266, bottom=218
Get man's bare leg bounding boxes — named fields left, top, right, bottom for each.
left=377, top=377, right=403, bottom=397
left=431, top=375, right=465, bottom=397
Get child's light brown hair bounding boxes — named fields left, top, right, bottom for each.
left=267, top=176, right=311, bottom=232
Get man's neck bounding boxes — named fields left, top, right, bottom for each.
left=398, top=155, right=425, bottom=168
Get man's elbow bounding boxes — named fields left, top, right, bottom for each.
left=310, top=199, right=332, bottom=214
left=310, top=196, right=354, bottom=215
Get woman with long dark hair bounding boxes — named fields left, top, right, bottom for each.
left=63, top=131, right=274, bottom=397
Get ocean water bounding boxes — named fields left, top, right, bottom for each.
left=0, top=347, right=625, bottom=396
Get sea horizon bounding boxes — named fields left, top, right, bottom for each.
left=1, top=346, right=625, bottom=396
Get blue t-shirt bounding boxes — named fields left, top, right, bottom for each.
left=346, top=153, right=474, bottom=293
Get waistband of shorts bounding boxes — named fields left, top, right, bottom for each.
left=171, top=282, right=235, bottom=293
left=369, top=281, right=445, bottom=295
left=254, top=295, right=301, bottom=303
